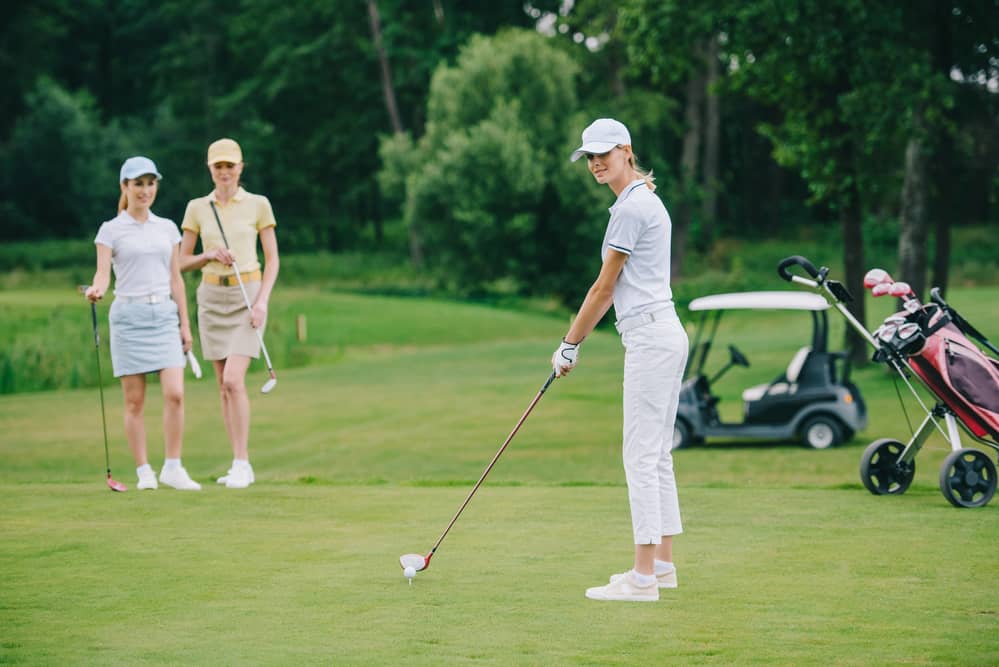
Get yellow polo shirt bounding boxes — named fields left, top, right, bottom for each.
left=181, top=187, right=277, bottom=276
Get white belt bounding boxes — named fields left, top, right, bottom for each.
left=117, top=294, right=171, bottom=304
left=615, top=305, right=676, bottom=334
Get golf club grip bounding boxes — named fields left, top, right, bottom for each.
left=90, top=302, right=100, bottom=345
left=777, top=255, right=819, bottom=282
left=541, top=370, right=556, bottom=393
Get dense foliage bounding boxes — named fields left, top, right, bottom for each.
left=0, top=1, right=995, bottom=304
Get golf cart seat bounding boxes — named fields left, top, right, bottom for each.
left=742, top=346, right=811, bottom=402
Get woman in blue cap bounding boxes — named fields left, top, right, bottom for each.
left=85, top=157, right=200, bottom=491
left=553, top=118, right=688, bottom=602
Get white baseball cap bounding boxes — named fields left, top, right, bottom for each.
left=119, top=156, right=162, bottom=182
left=570, top=118, right=631, bottom=162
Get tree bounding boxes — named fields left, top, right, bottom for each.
left=367, top=0, right=404, bottom=135
left=723, top=1, right=922, bottom=363
left=618, top=1, right=728, bottom=276
left=378, top=29, right=608, bottom=301
left=924, top=0, right=998, bottom=295
left=0, top=78, right=122, bottom=240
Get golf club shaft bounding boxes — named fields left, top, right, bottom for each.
left=209, top=202, right=275, bottom=377
left=228, top=259, right=275, bottom=373
left=91, top=302, right=112, bottom=476
left=429, top=371, right=556, bottom=556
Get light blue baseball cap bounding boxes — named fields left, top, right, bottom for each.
left=119, top=156, right=163, bottom=182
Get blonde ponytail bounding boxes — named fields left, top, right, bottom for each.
left=626, top=152, right=656, bottom=192
left=118, top=190, right=128, bottom=213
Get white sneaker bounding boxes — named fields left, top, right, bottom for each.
left=586, top=571, right=659, bottom=602
left=218, top=464, right=255, bottom=486
left=610, top=568, right=677, bottom=589
left=159, top=466, right=202, bottom=491
left=137, top=468, right=158, bottom=490
left=225, top=463, right=254, bottom=489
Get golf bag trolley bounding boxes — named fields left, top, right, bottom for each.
left=777, top=255, right=999, bottom=508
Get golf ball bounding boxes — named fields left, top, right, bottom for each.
left=404, top=566, right=416, bottom=579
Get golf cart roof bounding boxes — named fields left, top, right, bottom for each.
left=688, top=291, right=830, bottom=312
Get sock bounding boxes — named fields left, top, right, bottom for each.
left=233, top=459, right=251, bottom=470
left=162, top=458, right=180, bottom=471
left=632, top=570, right=657, bottom=587
left=136, top=463, right=153, bottom=476
left=654, top=560, right=675, bottom=575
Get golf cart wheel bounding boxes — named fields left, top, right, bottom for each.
left=860, top=438, right=915, bottom=495
left=939, top=448, right=997, bottom=508
left=672, top=419, right=692, bottom=450
left=801, top=415, right=843, bottom=449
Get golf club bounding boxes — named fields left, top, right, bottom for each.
left=871, top=282, right=892, bottom=297
left=863, top=268, right=893, bottom=289
left=85, top=293, right=127, bottom=492
left=887, top=281, right=923, bottom=313
left=399, top=371, right=557, bottom=575
left=888, top=281, right=915, bottom=299
left=208, top=201, right=277, bottom=394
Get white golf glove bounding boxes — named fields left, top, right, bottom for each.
left=552, top=339, right=580, bottom=378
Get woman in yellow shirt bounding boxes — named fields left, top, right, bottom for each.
left=180, top=138, right=280, bottom=489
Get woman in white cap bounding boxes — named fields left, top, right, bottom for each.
left=85, top=157, right=200, bottom=491
left=179, top=138, right=279, bottom=489
left=552, top=118, right=688, bottom=602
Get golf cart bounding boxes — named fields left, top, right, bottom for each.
left=674, top=291, right=867, bottom=449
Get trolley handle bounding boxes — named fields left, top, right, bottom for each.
left=777, top=255, right=821, bottom=283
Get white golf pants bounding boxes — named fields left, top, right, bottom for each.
left=621, top=313, right=688, bottom=544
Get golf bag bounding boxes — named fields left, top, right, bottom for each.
left=874, top=293, right=999, bottom=441
left=778, top=255, right=999, bottom=508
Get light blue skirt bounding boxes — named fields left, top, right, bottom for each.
left=109, top=299, right=185, bottom=377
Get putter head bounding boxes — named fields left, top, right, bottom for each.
left=400, top=553, right=429, bottom=572
left=187, top=351, right=202, bottom=379
left=863, top=268, right=892, bottom=289
left=107, top=475, right=127, bottom=492
left=261, top=376, right=277, bottom=394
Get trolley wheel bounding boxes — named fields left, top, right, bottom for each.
left=802, top=415, right=843, bottom=449
left=672, top=419, right=692, bottom=450
left=939, top=448, right=997, bottom=508
left=860, top=438, right=915, bottom=495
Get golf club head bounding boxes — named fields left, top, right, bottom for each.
left=863, top=268, right=892, bottom=289
left=400, top=553, right=429, bottom=572
left=260, top=376, right=277, bottom=394
left=871, top=283, right=892, bottom=297
left=888, top=281, right=913, bottom=298
left=107, top=475, right=127, bottom=492
left=877, top=324, right=899, bottom=344
left=186, top=350, right=202, bottom=379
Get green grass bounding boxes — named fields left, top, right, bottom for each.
left=2, top=287, right=998, bottom=664
left=3, top=485, right=997, bottom=665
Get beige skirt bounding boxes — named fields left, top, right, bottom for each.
left=197, top=281, right=266, bottom=360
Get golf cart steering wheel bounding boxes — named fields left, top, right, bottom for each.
left=729, top=345, right=750, bottom=368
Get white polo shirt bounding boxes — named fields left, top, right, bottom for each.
left=601, top=179, right=673, bottom=321
left=95, top=211, right=181, bottom=297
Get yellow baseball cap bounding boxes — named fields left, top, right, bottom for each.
left=207, top=138, right=242, bottom=165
